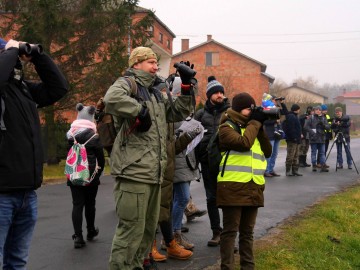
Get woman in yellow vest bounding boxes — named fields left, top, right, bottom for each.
left=217, top=92, right=272, bottom=270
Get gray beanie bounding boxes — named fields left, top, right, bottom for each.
left=206, top=76, right=224, bottom=99
left=76, top=103, right=96, bottom=122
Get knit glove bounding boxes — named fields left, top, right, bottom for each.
left=187, top=126, right=201, bottom=140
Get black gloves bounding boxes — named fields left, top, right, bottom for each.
left=250, top=109, right=267, bottom=124
left=136, top=106, right=152, bottom=132
left=187, top=127, right=201, bottom=140
left=177, top=61, right=195, bottom=85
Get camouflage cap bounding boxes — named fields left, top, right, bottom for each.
left=129, top=47, right=157, bottom=67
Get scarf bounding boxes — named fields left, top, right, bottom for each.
left=66, top=119, right=97, bottom=139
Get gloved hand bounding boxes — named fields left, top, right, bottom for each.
left=250, top=109, right=267, bottom=124
left=5, top=39, right=19, bottom=50
left=136, top=106, right=152, bottom=132
left=177, top=61, right=195, bottom=85
left=187, top=126, right=201, bottom=140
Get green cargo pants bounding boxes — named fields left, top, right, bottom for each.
left=109, top=179, right=161, bottom=270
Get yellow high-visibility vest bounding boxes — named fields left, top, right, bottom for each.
left=217, top=127, right=266, bottom=185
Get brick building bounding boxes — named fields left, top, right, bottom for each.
left=170, top=35, right=274, bottom=105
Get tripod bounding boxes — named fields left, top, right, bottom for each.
left=325, top=131, right=359, bottom=174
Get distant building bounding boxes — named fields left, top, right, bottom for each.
left=134, top=7, right=175, bottom=78
left=334, top=90, right=360, bottom=116
left=170, top=35, right=274, bottom=104
left=280, top=83, right=328, bottom=104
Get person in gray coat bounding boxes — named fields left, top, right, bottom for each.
left=172, top=118, right=202, bottom=250
left=304, top=106, right=330, bottom=172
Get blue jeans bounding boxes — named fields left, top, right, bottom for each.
left=310, top=143, right=325, bottom=165
left=336, top=141, right=352, bottom=166
left=265, top=139, right=280, bottom=173
left=172, top=182, right=190, bottom=231
left=0, top=191, right=37, bottom=270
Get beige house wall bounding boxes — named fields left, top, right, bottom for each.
left=281, top=88, right=325, bottom=103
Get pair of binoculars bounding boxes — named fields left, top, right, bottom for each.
left=19, top=43, right=43, bottom=57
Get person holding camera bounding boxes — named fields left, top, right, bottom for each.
left=304, top=106, right=330, bottom=172
left=331, top=107, right=352, bottom=169
left=284, top=104, right=302, bottom=176
left=0, top=38, right=68, bottom=269
left=217, top=92, right=272, bottom=270
left=263, top=96, right=288, bottom=177
left=104, top=47, right=193, bottom=270
left=194, top=75, right=230, bottom=247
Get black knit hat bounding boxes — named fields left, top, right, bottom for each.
left=232, top=92, right=256, bottom=112
left=206, top=76, right=224, bottom=99
left=291, top=104, right=300, bottom=112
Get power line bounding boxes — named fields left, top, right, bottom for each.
left=176, top=30, right=360, bottom=37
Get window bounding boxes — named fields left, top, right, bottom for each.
left=166, top=40, right=170, bottom=49
left=146, top=26, right=154, bottom=36
left=159, top=33, right=163, bottom=43
left=205, top=52, right=219, bottom=66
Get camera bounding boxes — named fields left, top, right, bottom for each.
left=19, top=42, right=43, bottom=57
left=274, top=97, right=285, bottom=101
left=251, top=105, right=280, bottom=120
left=173, top=62, right=196, bottom=78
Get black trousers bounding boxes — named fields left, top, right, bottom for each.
left=70, top=185, right=99, bottom=236
left=200, top=160, right=221, bottom=231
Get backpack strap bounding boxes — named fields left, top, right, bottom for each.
left=123, top=76, right=138, bottom=98
left=83, top=133, right=97, bottom=146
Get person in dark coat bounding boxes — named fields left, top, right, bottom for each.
left=304, top=106, right=330, bottom=172
left=0, top=38, right=68, bottom=269
left=284, top=104, right=302, bottom=176
left=194, top=76, right=230, bottom=246
left=217, top=92, right=272, bottom=270
left=298, top=106, right=313, bottom=167
left=66, top=103, right=105, bottom=248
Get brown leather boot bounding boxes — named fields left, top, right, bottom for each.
left=207, top=229, right=221, bottom=246
left=166, top=239, right=193, bottom=260
left=320, top=165, right=329, bottom=172
left=174, top=232, right=194, bottom=250
left=151, top=240, right=166, bottom=262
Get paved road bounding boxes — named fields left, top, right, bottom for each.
left=28, top=139, right=360, bottom=270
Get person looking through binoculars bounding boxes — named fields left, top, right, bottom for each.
left=330, top=107, right=352, bottom=169
left=0, top=38, right=68, bottom=269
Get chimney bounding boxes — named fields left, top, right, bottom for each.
left=343, top=88, right=346, bottom=94
left=293, top=82, right=297, bottom=87
left=181, top=39, right=189, bottom=52
left=207, top=35, right=212, bottom=41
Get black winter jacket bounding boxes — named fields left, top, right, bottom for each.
left=285, top=112, right=302, bottom=144
left=67, top=129, right=105, bottom=186
left=194, top=99, right=230, bottom=162
left=0, top=48, right=68, bottom=192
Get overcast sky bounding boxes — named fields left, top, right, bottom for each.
left=139, top=0, right=360, bottom=85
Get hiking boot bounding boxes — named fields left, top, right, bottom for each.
left=286, top=170, right=295, bottom=176
left=270, top=171, right=281, bottom=177
left=337, top=164, right=343, bottom=169
left=181, top=226, right=189, bottom=233
left=87, top=227, right=99, bottom=241
left=207, top=229, right=221, bottom=246
left=143, top=254, right=159, bottom=270
left=174, top=232, right=194, bottom=250
left=264, top=172, right=273, bottom=177
left=312, top=165, right=317, bottom=172
left=292, top=168, right=303, bottom=176
left=166, top=239, right=193, bottom=260
left=320, top=165, right=329, bottom=172
left=72, top=234, right=85, bottom=249
left=186, top=209, right=208, bottom=222
left=151, top=240, right=167, bottom=262
left=323, top=163, right=330, bottom=168
left=348, top=165, right=353, bottom=169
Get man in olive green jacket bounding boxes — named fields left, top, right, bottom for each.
left=104, top=47, right=193, bottom=270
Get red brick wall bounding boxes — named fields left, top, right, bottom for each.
left=170, top=42, right=269, bottom=106
left=132, top=13, right=173, bottom=55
